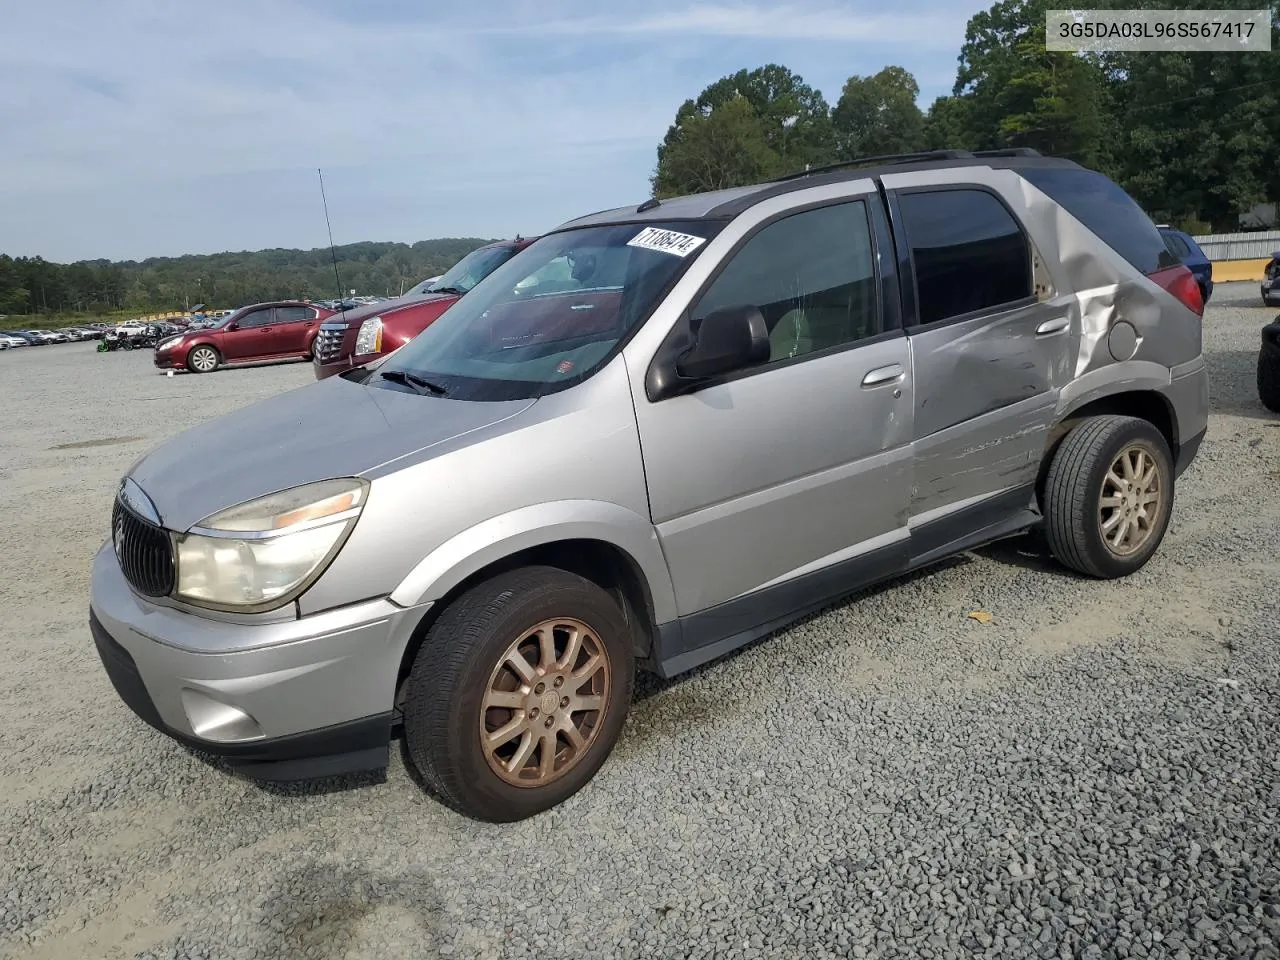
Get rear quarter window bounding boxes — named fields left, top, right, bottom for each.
left=1018, top=167, right=1178, bottom=275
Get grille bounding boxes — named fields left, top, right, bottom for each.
left=314, top=324, right=350, bottom=363
left=112, top=499, right=175, bottom=597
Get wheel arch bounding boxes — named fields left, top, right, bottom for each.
left=187, top=339, right=221, bottom=359
left=388, top=501, right=676, bottom=699
left=1037, top=388, right=1177, bottom=510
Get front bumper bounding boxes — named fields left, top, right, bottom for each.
left=153, top=350, right=179, bottom=369
left=88, top=543, right=431, bottom=781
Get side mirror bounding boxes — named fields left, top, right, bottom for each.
left=225, top=321, right=239, bottom=331
left=675, top=305, right=771, bottom=381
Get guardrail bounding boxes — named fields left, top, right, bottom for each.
left=1192, top=230, right=1280, bottom=262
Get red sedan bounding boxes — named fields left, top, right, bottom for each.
left=153, top=301, right=336, bottom=374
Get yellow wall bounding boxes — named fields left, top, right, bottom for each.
left=1212, top=258, right=1271, bottom=282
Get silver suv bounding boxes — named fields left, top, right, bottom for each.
left=90, top=149, right=1209, bottom=822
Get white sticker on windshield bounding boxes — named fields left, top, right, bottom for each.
left=627, top=226, right=706, bottom=257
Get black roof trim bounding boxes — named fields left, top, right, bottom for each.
left=768, top=150, right=977, bottom=182
left=542, top=214, right=733, bottom=238
left=706, top=151, right=1078, bottom=219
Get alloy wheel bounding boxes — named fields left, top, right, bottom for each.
left=1098, top=443, right=1163, bottom=556
left=190, top=348, right=217, bottom=372
left=479, top=617, right=611, bottom=787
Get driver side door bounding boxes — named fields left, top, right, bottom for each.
left=630, top=190, right=914, bottom=636
left=220, top=307, right=274, bottom=360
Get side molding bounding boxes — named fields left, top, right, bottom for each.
left=388, top=500, right=678, bottom=623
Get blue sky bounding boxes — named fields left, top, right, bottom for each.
left=1, top=0, right=972, bottom=263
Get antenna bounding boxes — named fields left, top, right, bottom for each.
left=317, top=168, right=345, bottom=309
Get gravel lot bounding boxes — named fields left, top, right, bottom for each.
left=2, top=284, right=1278, bottom=960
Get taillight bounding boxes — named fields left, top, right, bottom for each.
left=1147, top=264, right=1203, bottom=317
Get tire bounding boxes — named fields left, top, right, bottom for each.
left=121, top=340, right=133, bottom=351
left=1042, top=415, right=1174, bottom=579
left=402, top=565, right=635, bottom=823
left=187, top=345, right=220, bottom=373
left=1258, top=342, right=1280, bottom=413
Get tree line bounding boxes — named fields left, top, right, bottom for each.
left=652, top=0, right=1280, bottom=234
left=0, top=238, right=493, bottom=320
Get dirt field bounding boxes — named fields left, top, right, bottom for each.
left=2, top=285, right=1278, bottom=960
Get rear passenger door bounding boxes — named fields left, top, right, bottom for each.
left=632, top=190, right=914, bottom=621
left=271, top=305, right=319, bottom=355
left=880, top=178, right=1072, bottom=554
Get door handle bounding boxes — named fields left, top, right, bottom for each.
left=861, top=363, right=904, bottom=387
left=1035, top=317, right=1069, bottom=336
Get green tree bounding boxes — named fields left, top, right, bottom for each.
left=831, top=66, right=926, bottom=160
left=653, top=64, right=835, bottom=195
left=952, top=0, right=1107, bottom=164
left=652, top=95, right=782, bottom=198
left=921, top=96, right=973, bottom=150
left=1094, top=0, right=1280, bottom=229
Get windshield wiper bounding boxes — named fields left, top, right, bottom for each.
left=427, top=285, right=466, bottom=296
left=379, top=369, right=447, bottom=395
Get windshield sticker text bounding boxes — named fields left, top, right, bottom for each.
left=627, top=227, right=706, bottom=257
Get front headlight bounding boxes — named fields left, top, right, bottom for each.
left=175, top=478, right=368, bottom=611
left=354, top=316, right=383, bottom=355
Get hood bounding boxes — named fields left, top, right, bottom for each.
left=127, top=375, right=535, bottom=531
left=329, top=290, right=459, bottom=326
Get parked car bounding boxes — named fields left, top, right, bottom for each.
left=90, top=148, right=1207, bottom=823
left=7, top=331, right=45, bottom=346
left=1261, top=251, right=1280, bottom=307
left=1157, top=226, right=1212, bottom=305
left=19, top=329, right=61, bottom=344
left=1258, top=317, right=1280, bottom=411
left=0, top=332, right=30, bottom=348
left=312, top=237, right=537, bottom=379
left=153, top=301, right=336, bottom=373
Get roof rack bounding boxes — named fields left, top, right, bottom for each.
left=970, top=148, right=1043, bottom=158
left=768, top=147, right=1043, bottom=183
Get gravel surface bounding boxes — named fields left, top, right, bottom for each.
left=2, top=285, right=1278, bottom=960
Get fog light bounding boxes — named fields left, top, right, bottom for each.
left=181, top=689, right=265, bottom=742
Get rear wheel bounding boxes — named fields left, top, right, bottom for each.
left=402, top=566, right=634, bottom=822
left=1258, top=340, right=1280, bottom=413
left=1043, top=415, right=1174, bottom=579
left=187, top=345, right=220, bottom=373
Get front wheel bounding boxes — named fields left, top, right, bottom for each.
left=403, top=566, right=635, bottom=823
left=1042, top=415, right=1174, bottom=579
left=187, top=345, right=220, bottom=373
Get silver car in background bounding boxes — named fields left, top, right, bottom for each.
left=90, top=148, right=1208, bottom=822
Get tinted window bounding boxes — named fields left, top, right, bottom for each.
left=1018, top=167, right=1178, bottom=274
left=898, top=189, right=1032, bottom=326
left=693, top=201, right=879, bottom=362
left=275, top=306, right=313, bottom=322
left=236, top=309, right=272, bottom=329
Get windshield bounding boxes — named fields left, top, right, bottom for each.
left=425, top=244, right=520, bottom=295
left=375, top=220, right=722, bottom=401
